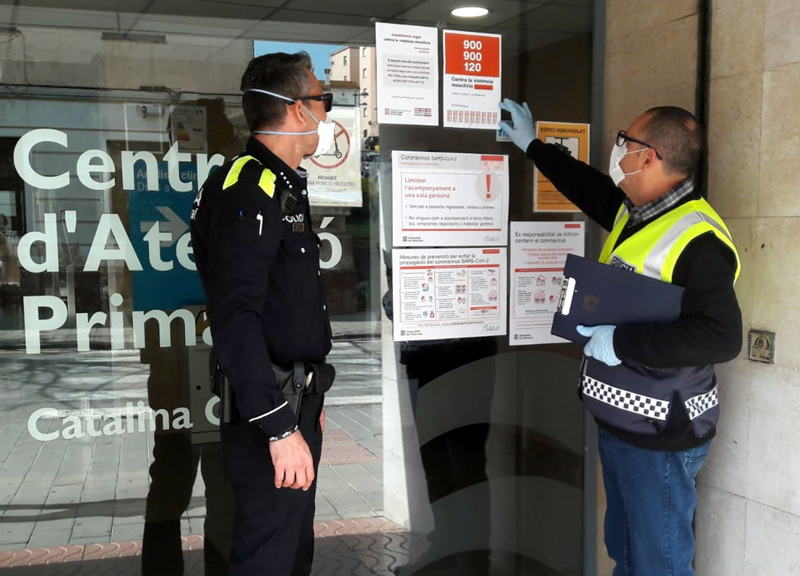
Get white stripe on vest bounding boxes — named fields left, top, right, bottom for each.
left=642, top=212, right=735, bottom=280
left=684, top=386, right=719, bottom=420
left=582, top=375, right=670, bottom=421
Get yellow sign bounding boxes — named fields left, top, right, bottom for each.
left=534, top=121, right=591, bottom=213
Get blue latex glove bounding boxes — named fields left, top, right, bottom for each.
left=498, top=98, right=536, bottom=152
left=576, top=325, right=622, bottom=366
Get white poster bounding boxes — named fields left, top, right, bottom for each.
left=306, top=106, right=362, bottom=207
left=443, top=31, right=502, bottom=130
left=170, top=106, right=207, bottom=152
left=393, top=247, right=507, bottom=342
left=376, top=22, right=439, bottom=126
left=509, top=221, right=585, bottom=346
left=392, top=151, right=509, bottom=247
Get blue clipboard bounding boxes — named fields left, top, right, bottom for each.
left=551, top=253, right=684, bottom=344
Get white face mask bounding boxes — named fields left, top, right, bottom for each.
left=303, top=107, right=335, bottom=158
left=247, top=88, right=335, bottom=157
left=608, top=142, right=646, bottom=187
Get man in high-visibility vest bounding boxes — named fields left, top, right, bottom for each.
left=500, top=100, right=742, bottom=576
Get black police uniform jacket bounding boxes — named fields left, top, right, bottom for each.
left=190, top=137, right=332, bottom=438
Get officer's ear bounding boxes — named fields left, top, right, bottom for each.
left=284, top=99, right=306, bottom=128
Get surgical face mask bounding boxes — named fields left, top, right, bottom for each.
left=304, top=106, right=335, bottom=157
left=608, top=143, right=646, bottom=187
left=247, top=88, right=335, bottom=157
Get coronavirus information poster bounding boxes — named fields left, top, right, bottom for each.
left=393, top=247, right=508, bottom=341
left=392, top=151, right=509, bottom=247
left=509, top=221, right=585, bottom=345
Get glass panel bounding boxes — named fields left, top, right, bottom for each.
left=0, top=2, right=594, bottom=574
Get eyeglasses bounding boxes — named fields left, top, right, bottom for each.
left=616, top=130, right=663, bottom=160
left=298, top=93, right=333, bottom=113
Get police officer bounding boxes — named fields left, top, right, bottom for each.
left=190, top=51, right=334, bottom=576
left=500, top=100, right=742, bottom=576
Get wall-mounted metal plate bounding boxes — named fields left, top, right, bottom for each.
left=748, top=329, right=775, bottom=364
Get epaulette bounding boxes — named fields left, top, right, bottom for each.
left=222, top=155, right=276, bottom=198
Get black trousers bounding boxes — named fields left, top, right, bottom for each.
left=221, top=392, right=324, bottom=576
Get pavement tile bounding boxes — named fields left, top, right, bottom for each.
left=9, top=485, right=50, bottom=510
left=188, top=518, right=204, bottom=535
left=361, top=461, right=383, bottom=482
left=71, top=517, right=112, bottom=540
left=31, top=518, right=74, bottom=531
left=112, top=514, right=145, bottom=526
left=345, top=407, right=383, bottom=434
left=52, top=471, right=90, bottom=486
left=68, top=536, right=106, bottom=545
left=328, top=410, right=374, bottom=441
left=76, top=502, right=115, bottom=517
left=315, top=498, right=336, bottom=517
left=28, top=529, right=73, bottom=550
left=360, top=490, right=383, bottom=511
left=112, top=500, right=145, bottom=518
left=0, top=522, right=35, bottom=546
left=339, top=506, right=377, bottom=518
left=2, top=507, right=43, bottom=520
left=46, top=483, right=84, bottom=506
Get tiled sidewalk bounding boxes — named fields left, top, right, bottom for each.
left=317, top=403, right=384, bottom=521
left=0, top=517, right=419, bottom=575
left=0, top=403, right=384, bottom=552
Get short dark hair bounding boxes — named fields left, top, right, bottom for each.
left=240, top=51, right=315, bottom=131
left=641, top=106, right=703, bottom=177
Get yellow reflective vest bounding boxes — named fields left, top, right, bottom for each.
left=580, top=197, right=739, bottom=439
left=599, top=198, right=740, bottom=283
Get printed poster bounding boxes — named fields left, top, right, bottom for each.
left=392, top=151, right=509, bottom=247
left=509, top=221, right=585, bottom=346
left=393, top=247, right=508, bottom=342
left=306, top=106, right=362, bottom=207
left=170, top=106, right=207, bottom=152
left=443, top=31, right=502, bottom=130
left=534, top=121, right=590, bottom=212
left=376, top=22, right=439, bottom=126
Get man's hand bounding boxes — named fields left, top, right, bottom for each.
left=320, top=408, right=325, bottom=432
left=269, top=430, right=315, bottom=491
left=498, top=98, right=536, bottom=152
left=577, top=325, right=622, bottom=366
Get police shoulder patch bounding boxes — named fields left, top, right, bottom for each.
left=258, top=169, right=276, bottom=198
left=223, top=155, right=256, bottom=190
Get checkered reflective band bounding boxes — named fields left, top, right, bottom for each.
left=684, top=386, right=719, bottom=420
left=582, top=375, right=670, bottom=421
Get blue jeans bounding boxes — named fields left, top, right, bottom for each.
left=598, top=427, right=710, bottom=576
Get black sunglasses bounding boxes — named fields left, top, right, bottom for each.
left=298, top=93, right=333, bottom=113
left=616, top=130, right=663, bottom=160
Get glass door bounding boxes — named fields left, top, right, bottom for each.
left=0, top=1, right=596, bottom=574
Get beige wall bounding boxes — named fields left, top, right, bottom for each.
left=696, top=0, right=800, bottom=574
left=603, top=0, right=701, bottom=161
left=602, top=1, right=800, bottom=575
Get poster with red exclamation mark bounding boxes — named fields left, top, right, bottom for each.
left=392, top=151, right=509, bottom=247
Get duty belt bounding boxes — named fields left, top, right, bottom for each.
left=271, top=361, right=336, bottom=418
left=210, top=355, right=335, bottom=424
